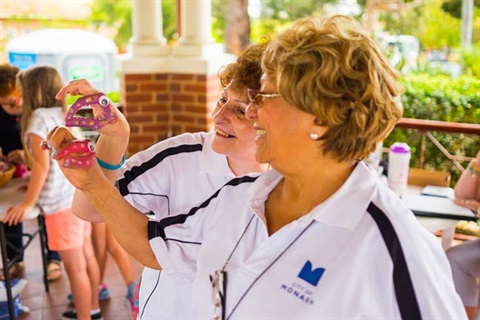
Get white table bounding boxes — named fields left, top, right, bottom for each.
left=402, top=185, right=476, bottom=250
left=0, top=177, right=49, bottom=319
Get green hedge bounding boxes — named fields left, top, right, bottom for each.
left=384, top=74, right=480, bottom=184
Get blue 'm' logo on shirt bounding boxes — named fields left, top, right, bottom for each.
left=298, top=260, right=325, bottom=286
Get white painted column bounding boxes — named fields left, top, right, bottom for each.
left=130, top=0, right=169, bottom=56
left=172, top=0, right=223, bottom=57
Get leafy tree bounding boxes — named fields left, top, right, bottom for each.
left=442, top=0, right=480, bottom=18
left=259, top=0, right=330, bottom=20
left=89, top=0, right=176, bottom=52
left=380, top=7, right=424, bottom=37
left=419, top=1, right=462, bottom=49
left=89, top=0, right=132, bottom=52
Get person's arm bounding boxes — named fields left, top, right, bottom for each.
left=5, top=134, right=49, bottom=225
left=55, top=79, right=130, bottom=222
left=44, top=126, right=160, bottom=268
left=6, top=149, right=25, bottom=164
left=453, top=151, right=480, bottom=213
left=82, top=172, right=159, bottom=268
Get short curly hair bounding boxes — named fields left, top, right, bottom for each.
left=262, top=15, right=403, bottom=162
left=219, top=41, right=268, bottom=93
left=0, top=64, right=20, bottom=98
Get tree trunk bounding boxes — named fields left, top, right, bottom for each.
left=461, top=0, right=473, bottom=48
left=226, top=0, right=250, bottom=54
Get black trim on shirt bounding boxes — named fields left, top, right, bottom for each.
left=148, top=175, right=258, bottom=240
left=117, top=143, right=203, bottom=196
left=367, top=202, right=422, bottom=320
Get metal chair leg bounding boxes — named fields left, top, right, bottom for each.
left=0, top=222, right=16, bottom=319
left=37, top=215, right=50, bottom=292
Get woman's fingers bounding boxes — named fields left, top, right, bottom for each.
left=55, top=79, right=98, bottom=100
left=44, top=127, right=77, bottom=153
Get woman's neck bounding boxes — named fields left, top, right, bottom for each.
left=265, top=158, right=356, bottom=235
left=227, top=157, right=268, bottom=176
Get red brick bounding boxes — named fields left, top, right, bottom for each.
left=130, top=124, right=140, bottom=134
left=186, top=125, right=208, bottom=132
left=184, top=84, right=206, bottom=92
left=172, top=103, right=183, bottom=112
left=197, top=95, right=207, bottom=104
left=155, top=93, right=169, bottom=102
left=144, top=124, right=169, bottom=132
left=125, top=84, right=138, bottom=92
left=155, top=74, right=168, bottom=81
left=141, top=83, right=168, bottom=92
left=127, top=105, right=140, bottom=113
left=156, top=114, right=169, bottom=122
left=172, top=74, right=194, bottom=81
left=172, top=94, right=194, bottom=102
left=128, top=115, right=154, bottom=123
left=125, top=74, right=153, bottom=81
left=173, top=115, right=195, bottom=122
left=196, top=117, right=208, bottom=125
left=184, top=106, right=206, bottom=114
left=126, top=93, right=154, bottom=102
left=170, top=83, right=182, bottom=92
left=129, top=135, right=155, bottom=144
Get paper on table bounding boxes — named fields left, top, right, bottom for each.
left=402, top=194, right=477, bottom=221
left=421, top=185, right=455, bottom=198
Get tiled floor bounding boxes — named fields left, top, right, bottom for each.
left=11, top=218, right=144, bottom=320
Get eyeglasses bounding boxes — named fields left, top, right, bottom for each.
left=247, top=89, right=281, bottom=107
left=210, top=269, right=227, bottom=320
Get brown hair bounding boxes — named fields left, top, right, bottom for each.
left=0, top=64, right=20, bottom=97
left=19, top=65, right=66, bottom=151
left=262, top=15, right=403, bottom=161
left=219, top=41, right=268, bottom=93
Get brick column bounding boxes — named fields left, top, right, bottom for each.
left=119, top=0, right=231, bottom=155
left=120, top=71, right=222, bottom=155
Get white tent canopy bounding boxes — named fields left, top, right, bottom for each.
left=7, top=29, right=117, bottom=55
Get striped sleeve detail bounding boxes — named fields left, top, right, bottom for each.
left=148, top=175, right=258, bottom=240
left=117, top=143, right=203, bottom=196
left=367, top=202, right=422, bottom=320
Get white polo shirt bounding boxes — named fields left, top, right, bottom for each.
left=149, top=162, right=466, bottom=319
left=117, top=132, right=239, bottom=319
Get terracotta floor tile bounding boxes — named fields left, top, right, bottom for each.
left=5, top=219, right=144, bottom=320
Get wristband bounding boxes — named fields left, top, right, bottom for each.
left=97, top=155, right=126, bottom=170
left=467, top=161, right=480, bottom=175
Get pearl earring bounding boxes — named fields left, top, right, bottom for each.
left=310, top=132, right=319, bottom=140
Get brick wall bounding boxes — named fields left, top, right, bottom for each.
left=121, top=72, right=221, bottom=155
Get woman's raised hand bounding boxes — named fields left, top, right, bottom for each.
left=56, top=79, right=130, bottom=139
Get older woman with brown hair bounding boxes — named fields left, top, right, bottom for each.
left=45, top=42, right=268, bottom=319
left=46, top=15, right=465, bottom=319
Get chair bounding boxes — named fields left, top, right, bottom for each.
left=407, top=168, right=451, bottom=187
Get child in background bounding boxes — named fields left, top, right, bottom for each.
left=0, top=63, right=63, bottom=282
left=67, top=224, right=138, bottom=311
left=3, top=65, right=102, bottom=320
left=91, top=224, right=138, bottom=309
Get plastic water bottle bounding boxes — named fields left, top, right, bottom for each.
left=388, top=142, right=411, bottom=196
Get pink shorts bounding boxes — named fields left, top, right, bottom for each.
left=44, top=208, right=92, bottom=251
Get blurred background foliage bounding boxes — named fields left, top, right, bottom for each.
left=384, top=74, right=480, bottom=183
